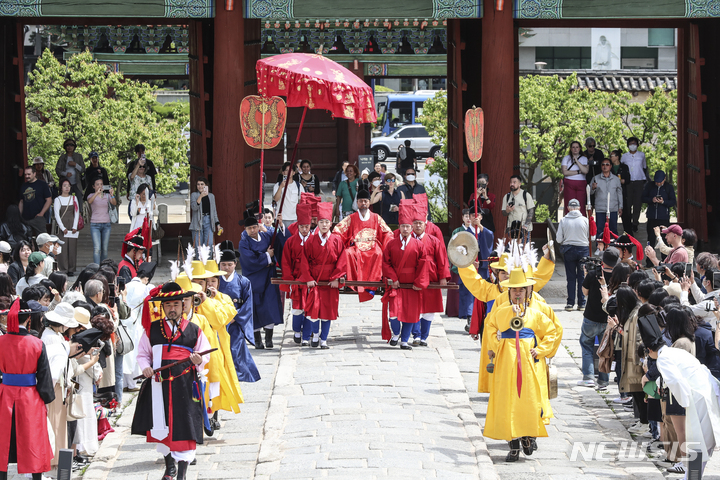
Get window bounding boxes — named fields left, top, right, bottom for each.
left=397, top=127, right=417, bottom=138
left=621, top=47, right=658, bottom=69
left=389, top=101, right=412, bottom=128
left=648, top=28, right=675, bottom=47
left=535, top=47, right=591, bottom=69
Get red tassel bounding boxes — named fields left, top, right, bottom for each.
left=141, top=217, right=151, bottom=253
left=629, top=235, right=644, bottom=261
left=142, top=285, right=163, bottom=337
left=588, top=215, right=597, bottom=237
left=7, top=298, right=19, bottom=333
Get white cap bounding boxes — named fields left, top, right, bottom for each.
left=44, top=302, right=79, bottom=328
left=0, top=241, right=11, bottom=254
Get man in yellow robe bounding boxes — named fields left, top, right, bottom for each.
left=483, top=267, right=557, bottom=462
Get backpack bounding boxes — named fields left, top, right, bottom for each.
left=505, top=190, right=529, bottom=207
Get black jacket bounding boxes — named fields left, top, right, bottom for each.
left=641, top=182, right=676, bottom=221
left=7, top=261, right=25, bottom=286
left=0, top=223, right=32, bottom=252
left=695, top=321, right=720, bottom=379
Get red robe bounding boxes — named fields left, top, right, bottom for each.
left=382, top=235, right=429, bottom=324
left=333, top=211, right=393, bottom=302
left=418, top=233, right=451, bottom=314
left=280, top=232, right=309, bottom=310
left=392, top=221, right=443, bottom=242
left=300, top=233, right=347, bottom=321
left=0, top=330, right=55, bottom=474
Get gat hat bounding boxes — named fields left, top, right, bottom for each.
left=220, top=249, right=237, bottom=263
left=240, top=209, right=258, bottom=227
left=204, top=260, right=227, bottom=277
left=89, top=151, right=99, bottom=158
left=74, top=307, right=91, bottom=327
left=45, top=302, right=79, bottom=328
left=32, top=156, right=44, bottom=165
left=1, top=299, right=31, bottom=333
left=638, top=314, right=666, bottom=352
left=612, top=234, right=644, bottom=261
left=36, top=233, right=64, bottom=246
left=662, top=224, right=682, bottom=236
left=602, top=247, right=619, bottom=268
left=189, top=260, right=215, bottom=279
left=356, top=189, right=371, bottom=200
left=654, top=170, right=666, bottom=183
left=136, top=261, right=157, bottom=281
left=175, top=274, right=203, bottom=293
left=0, top=241, right=11, bottom=254
left=317, top=202, right=333, bottom=222
left=121, top=226, right=149, bottom=259
left=499, top=267, right=536, bottom=288
left=149, top=282, right=195, bottom=302
left=490, top=253, right=509, bottom=272
left=28, top=251, right=46, bottom=264
left=568, top=199, right=580, bottom=207
left=296, top=203, right=312, bottom=226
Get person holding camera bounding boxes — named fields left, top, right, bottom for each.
left=370, top=172, right=401, bottom=225
left=468, top=174, right=496, bottom=233
left=645, top=224, right=687, bottom=268
left=190, top=177, right=221, bottom=251
left=125, top=144, right=157, bottom=197
left=642, top=170, right=676, bottom=260
left=591, top=159, right=623, bottom=235
left=87, top=178, right=117, bottom=265
left=583, top=137, right=605, bottom=196
left=501, top=176, right=535, bottom=243
left=557, top=199, right=589, bottom=311
left=561, top=141, right=589, bottom=215
left=577, top=248, right=619, bottom=388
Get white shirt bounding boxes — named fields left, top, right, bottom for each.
left=621, top=151, right=647, bottom=181
left=54, top=195, right=80, bottom=238
left=561, top=155, right=588, bottom=181
left=272, top=180, right=306, bottom=221
left=358, top=209, right=371, bottom=222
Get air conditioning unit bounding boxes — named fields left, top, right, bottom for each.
left=621, top=58, right=656, bottom=69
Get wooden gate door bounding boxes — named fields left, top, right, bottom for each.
left=678, top=22, right=708, bottom=241
left=188, top=20, right=211, bottom=188
left=446, top=19, right=466, bottom=232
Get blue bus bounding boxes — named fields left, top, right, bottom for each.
left=373, top=92, right=437, bottom=137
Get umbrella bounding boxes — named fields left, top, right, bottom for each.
left=254, top=53, right=377, bottom=232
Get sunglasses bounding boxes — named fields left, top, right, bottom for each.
left=386, top=179, right=395, bottom=183
left=588, top=144, right=596, bottom=148
left=601, top=163, right=611, bottom=167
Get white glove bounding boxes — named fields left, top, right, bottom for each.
left=497, top=330, right=502, bottom=341
left=456, top=246, right=468, bottom=255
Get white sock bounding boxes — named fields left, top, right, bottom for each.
left=313, top=333, right=319, bottom=341
left=294, top=332, right=301, bottom=338
left=320, top=340, right=327, bottom=347
left=401, top=341, right=409, bottom=346
left=391, top=334, right=399, bottom=341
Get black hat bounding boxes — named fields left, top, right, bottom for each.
left=356, top=189, right=371, bottom=200
left=124, top=235, right=147, bottom=251
left=638, top=314, right=665, bottom=352
left=149, top=282, right=194, bottom=302
left=602, top=247, right=619, bottom=268
left=136, top=261, right=157, bottom=281
left=220, top=249, right=237, bottom=263
left=71, top=328, right=105, bottom=355
left=239, top=208, right=259, bottom=227
left=219, top=240, right=240, bottom=259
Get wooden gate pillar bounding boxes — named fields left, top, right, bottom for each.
left=481, top=6, right=517, bottom=235
left=212, top=9, right=260, bottom=240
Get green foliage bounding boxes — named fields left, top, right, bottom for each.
left=417, top=91, right=448, bottom=222
left=534, top=204, right=550, bottom=223
left=519, top=73, right=677, bottom=219
left=152, top=100, right=190, bottom=119
left=25, top=49, right=190, bottom=195
left=374, top=85, right=395, bottom=92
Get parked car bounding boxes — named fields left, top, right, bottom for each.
left=371, top=125, right=442, bottom=162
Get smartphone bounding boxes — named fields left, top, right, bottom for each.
left=117, top=277, right=126, bottom=292
left=108, top=296, right=115, bottom=308
left=90, top=347, right=100, bottom=356
left=103, top=185, right=111, bottom=192
left=685, top=262, right=692, bottom=278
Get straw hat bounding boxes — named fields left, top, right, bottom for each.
left=189, top=260, right=215, bottom=279
left=175, top=274, right=202, bottom=293
left=204, top=260, right=227, bottom=277
left=489, top=253, right=509, bottom=272
left=499, top=267, right=536, bottom=288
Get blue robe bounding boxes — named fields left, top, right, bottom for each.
left=466, top=225, right=494, bottom=279
left=238, top=229, right=284, bottom=329
left=219, top=272, right=260, bottom=383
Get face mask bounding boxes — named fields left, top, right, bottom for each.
left=406, top=175, right=416, bottom=182
left=629, top=144, right=638, bottom=152
left=372, top=180, right=381, bottom=187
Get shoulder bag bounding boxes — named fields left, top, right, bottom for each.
left=115, top=319, right=134, bottom=356
left=66, top=377, right=86, bottom=420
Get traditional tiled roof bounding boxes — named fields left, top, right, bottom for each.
left=520, top=69, right=678, bottom=92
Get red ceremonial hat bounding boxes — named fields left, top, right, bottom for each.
left=398, top=201, right=418, bottom=225
left=317, top=202, right=333, bottom=221
left=296, top=203, right=312, bottom=225
left=300, top=192, right=320, bottom=216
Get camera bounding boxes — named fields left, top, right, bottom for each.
left=380, top=184, right=389, bottom=191
left=580, top=256, right=603, bottom=277
left=655, top=263, right=669, bottom=274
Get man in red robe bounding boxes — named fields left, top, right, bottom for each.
left=409, top=200, right=451, bottom=346
left=333, top=189, right=393, bottom=302
left=286, top=193, right=319, bottom=237
left=281, top=203, right=312, bottom=345
left=382, top=202, right=429, bottom=350
left=300, top=203, right=347, bottom=349
left=0, top=299, right=55, bottom=480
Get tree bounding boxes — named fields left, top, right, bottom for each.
left=25, top=49, right=189, bottom=196
left=417, top=91, right=448, bottom=221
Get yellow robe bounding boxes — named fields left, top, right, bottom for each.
left=483, top=303, right=557, bottom=441
left=194, top=300, right=243, bottom=414
left=457, top=266, right=504, bottom=303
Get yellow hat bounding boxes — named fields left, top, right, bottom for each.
left=204, top=260, right=227, bottom=277
left=525, top=263, right=536, bottom=279
left=176, top=273, right=202, bottom=293
left=190, top=260, right=215, bottom=279
left=499, top=267, right=536, bottom=288
left=489, top=253, right=509, bottom=272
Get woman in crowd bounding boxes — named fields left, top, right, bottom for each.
left=83, top=151, right=110, bottom=199
left=561, top=141, right=589, bottom=214
left=0, top=273, right=15, bottom=301
left=0, top=241, right=11, bottom=274
left=129, top=183, right=153, bottom=232
left=70, top=264, right=100, bottom=293
left=467, top=174, right=496, bottom=232
left=90, top=306, right=118, bottom=402
left=335, top=164, right=359, bottom=219
left=87, top=178, right=117, bottom=264
left=272, top=162, right=306, bottom=228
left=16, top=251, right=47, bottom=296
left=127, top=154, right=153, bottom=200
left=54, top=177, right=80, bottom=276
left=49, top=271, right=68, bottom=297
left=370, top=172, right=401, bottom=226
left=71, top=310, right=102, bottom=459
left=295, top=159, right=322, bottom=197
left=0, top=204, right=31, bottom=251
left=609, top=150, right=632, bottom=233
left=7, top=240, right=31, bottom=285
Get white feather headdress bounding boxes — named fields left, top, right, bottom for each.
left=214, top=244, right=222, bottom=264
left=199, top=245, right=211, bottom=265
left=169, top=260, right=180, bottom=281
left=494, top=237, right=506, bottom=256
left=184, top=243, right=195, bottom=280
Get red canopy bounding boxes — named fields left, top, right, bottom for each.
left=256, top=53, right=376, bottom=124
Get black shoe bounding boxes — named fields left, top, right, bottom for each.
left=464, top=319, right=471, bottom=333
left=311, top=338, right=319, bottom=348
left=293, top=334, right=301, bottom=344
left=531, top=438, right=538, bottom=452
left=177, top=460, right=188, bottom=480
left=400, top=344, right=412, bottom=350
left=212, top=411, right=221, bottom=430
left=320, top=344, right=330, bottom=349
left=264, top=328, right=274, bottom=349
left=67, top=271, right=75, bottom=277
left=163, top=453, right=177, bottom=479
left=254, top=331, right=265, bottom=349
left=190, top=458, right=197, bottom=465
left=389, top=337, right=398, bottom=347
left=419, top=341, right=428, bottom=347
left=506, top=449, right=521, bottom=462
left=521, top=437, right=533, bottom=456
left=204, top=421, right=215, bottom=436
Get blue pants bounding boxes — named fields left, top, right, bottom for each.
left=114, top=351, right=123, bottom=402
left=596, top=211, right=618, bottom=236
left=390, top=318, right=414, bottom=343
left=458, top=279, right=474, bottom=319
left=562, top=244, right=587, bottom=306
left=90, top=222, right=112, bottom=264
left=193, top=215, right=213, bottom=251
left=579, top=317, right=609, bottom=383
left=302, top=317, right=316, bottom=341
left=310, top=320, right=331, bottom=341
left=292, top=314, right=305, bottom=334
left=412, top=319, right=432, bottom=340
